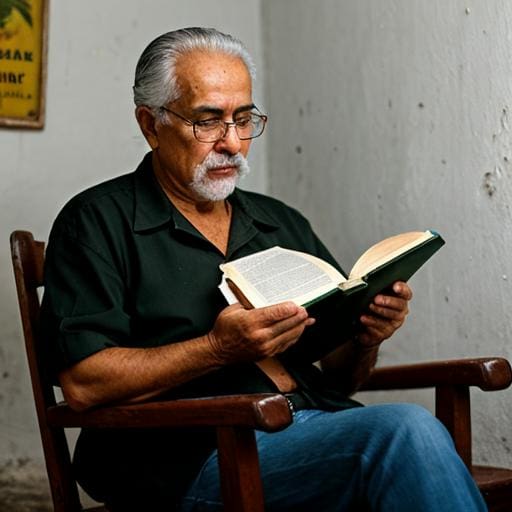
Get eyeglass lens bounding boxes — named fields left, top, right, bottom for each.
left=194, top=114, right=265, bottom=142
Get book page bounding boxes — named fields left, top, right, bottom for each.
left=349, top=231, right=433, bottom=279
left=221, top=247, right=345, bottom=307
left=219, top=275, right=239, bottom=305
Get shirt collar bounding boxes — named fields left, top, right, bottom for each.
left=230, top=188, right=281, bottom=231
left=133, top=152, right=281, bottom=234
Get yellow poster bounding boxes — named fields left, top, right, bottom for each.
left=0, top=0, right=48, bottom=127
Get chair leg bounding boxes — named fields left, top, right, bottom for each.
left=435, top=385, right=472, bottom=470
left=216, top=426, right=265, bottom=512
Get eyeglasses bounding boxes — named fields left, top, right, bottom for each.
left=158, top=106, right=268, bottom=143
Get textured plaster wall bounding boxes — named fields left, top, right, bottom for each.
left=262, top=0, right=512, bottom=467
left=0, top=1, right=265, bottom=506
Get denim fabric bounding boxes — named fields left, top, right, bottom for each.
left=180, top=404, right=487, bottom=512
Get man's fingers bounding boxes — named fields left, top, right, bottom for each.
left=361, top=313, right=402, bottom=331
left=392, top=281, right=413, bottom=300
left=368, top=300, right=408, bottom=320
left=260, top=307, right=310, bottom=338
left=265, top=319, right=313, bottom=355
left=254, top=302, right=306, bottom=326
left=359, top=320, right=395, bottom=346
left=250, top=304, right=315, bottom=355
left=372, top=294, right=409, bottom=312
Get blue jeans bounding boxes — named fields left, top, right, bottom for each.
left=180, top=404, right=487, bottom=511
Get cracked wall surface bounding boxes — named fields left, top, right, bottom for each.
left=0, top=460, right=52, bottom=512
left=263, top=0, right=512, bottom=469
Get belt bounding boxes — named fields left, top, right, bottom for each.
left=256, top=357, right=297, bottom=392
left=284, top=392, right=310, bottom=413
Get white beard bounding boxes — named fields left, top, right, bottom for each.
left=189, top=152, right=250, bottom=201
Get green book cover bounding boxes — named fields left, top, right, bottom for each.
left=283, top=232, right=445, bottom=362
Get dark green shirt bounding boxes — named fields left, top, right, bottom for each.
left=41, top=153, right=360, bottom=504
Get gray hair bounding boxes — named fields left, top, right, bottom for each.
left=133, top=27, right=256, bottom=109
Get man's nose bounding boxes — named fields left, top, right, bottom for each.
left=213, top=124, right=242, bottom=155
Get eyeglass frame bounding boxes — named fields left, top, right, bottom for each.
left=157, top=105, right=268, bottom=143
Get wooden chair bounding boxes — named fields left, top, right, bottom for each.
left=10, top=230, right=292, bottom=512
left=361, top=359, right=512, bottom=511
left=10, top=230, right=512, bottom=512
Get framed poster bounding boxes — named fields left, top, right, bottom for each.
left=0, top=0, right=49, bottom=128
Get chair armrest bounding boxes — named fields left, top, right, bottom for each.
left=360, top=357, right=512, bottom=391
left=359, top=357, right=512, bottom=470
left=46, top=393, right=292, bottom=433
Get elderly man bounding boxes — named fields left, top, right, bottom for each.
left=41, top=27, right=486, bottom=511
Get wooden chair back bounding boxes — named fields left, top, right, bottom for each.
left=11, top=230, right=106, bottom=512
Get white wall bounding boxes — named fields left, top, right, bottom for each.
left=0, top=0, right=266, bottom=476
left=263, top=0, right=512, bottom=467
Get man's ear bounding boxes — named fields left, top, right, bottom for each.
left=135, top=106, right=159, bottom=149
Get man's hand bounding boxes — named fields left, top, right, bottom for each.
left=207, top=302, right=315, bottom=364
left=357, top=281, right=412, bottom=348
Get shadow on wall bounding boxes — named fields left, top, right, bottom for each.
left=0, top=459, right=52, bottom=512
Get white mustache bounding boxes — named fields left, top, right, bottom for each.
left=202, top=152, right=246, bottom=170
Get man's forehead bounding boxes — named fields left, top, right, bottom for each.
left=173, top=50, right=253, bottom=110
left=175, top=50, right=251, bottom=88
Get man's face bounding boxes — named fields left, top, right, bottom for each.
left=150, top=50, right=254, bottom=203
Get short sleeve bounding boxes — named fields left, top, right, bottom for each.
left=40, top=231, right=130, bottom=376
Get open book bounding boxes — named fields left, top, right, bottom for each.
left=219, top=230, right=444, bottom=361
